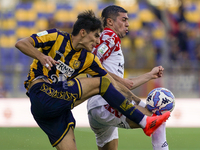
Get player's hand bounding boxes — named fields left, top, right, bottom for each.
left=122, top=78, right=134, bottom=90
left=150, top=66, right=164, bottom=79
left=38, top=54, right=59, bottom=70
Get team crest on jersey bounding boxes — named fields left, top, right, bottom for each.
left=67, top=80, right=75, bottom=87
left=73, top=60, right=81, bottom=69
left=37, top=30, right=48, bottom=36
left=98, top=44, right=108, bottom=54
left=56, top=60, right=74, bottom=77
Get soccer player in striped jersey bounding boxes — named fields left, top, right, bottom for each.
left=87, top=5, right=169, bottom=150
left=15, top=10, right=170, bottom=150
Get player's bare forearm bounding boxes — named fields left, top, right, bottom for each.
left=129, top=66, right=164, bottom=90
left=15, top=37, right=42, bottom=59
left=15, top=37, right=59, bottom=69
left=128, top=72, right=152, bottom=90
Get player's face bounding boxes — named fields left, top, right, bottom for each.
left=81, top=29, right=101, bottom=52
left=113, top=12, right=129, bottom=38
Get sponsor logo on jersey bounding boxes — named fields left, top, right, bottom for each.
left=56, top=60, right=74, bottom=77
left=98, top=44, right=108, bottom=54
left=73, top=60, right=81, bottom=69
left=37, top=30, right=48, bottom=36
left=117, top=69, right=123, bottom=75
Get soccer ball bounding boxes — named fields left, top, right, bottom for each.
left=146, top=87, right=175, bottom=115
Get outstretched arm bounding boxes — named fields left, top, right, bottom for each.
left=128, top=66, right=164, bottom=90
left=107, top=66, right=164, bottom=90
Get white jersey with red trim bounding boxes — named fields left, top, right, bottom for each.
left=87, top=28, right=125, bottom=112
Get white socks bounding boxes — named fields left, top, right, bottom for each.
left=138, top=100, right=146, bottom=108
left=131, top=100, right=146, bottom=108
left=136, top=100, right=147, bottom=128
left=139, top=115, right=147, bottom=128
left=135, top=100, right=168, bottom=150
left=152, top=122, right=169, bottom=150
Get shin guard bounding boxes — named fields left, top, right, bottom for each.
left=99, top=76, right=144, bottom=124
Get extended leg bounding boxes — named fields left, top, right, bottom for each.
left=55, top=127, right=77, bottom=150
left=77, top=76, right=170, bottom=136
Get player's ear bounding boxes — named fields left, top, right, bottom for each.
left=80, top=29, right=87, bottom=37
left=107, top=18, right=113, bottom=26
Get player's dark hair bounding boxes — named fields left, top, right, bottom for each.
left=101, top=5, right=128, bottom=27
left=72, top=10, right=103, bottom=36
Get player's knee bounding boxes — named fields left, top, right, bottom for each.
left=99, top=76, right=111, bottom=96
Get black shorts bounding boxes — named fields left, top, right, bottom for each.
left=29, top=78, right=82, bottom=146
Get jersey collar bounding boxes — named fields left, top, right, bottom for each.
left=103, top=27, right=121, bottom=43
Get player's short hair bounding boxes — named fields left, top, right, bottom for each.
left=101, top=5, right=128, bottom=27
left=72, top=10, right=103, bottom=36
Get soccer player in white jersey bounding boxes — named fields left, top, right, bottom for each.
left=87, top=5, right=169, bottom=150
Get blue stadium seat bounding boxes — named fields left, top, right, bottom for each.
left=3, top=73, right=14, bottom=92
left=187, top=39, right=196, bottom=61
left=138, top=2, right=148, bottom=10
left=2, top=11, right=15, bottom=19
left=2, top=30, right=15, bottom=36
left=187, top=22, right=198, bottom=28
left=56, top=3, right=73, bottom=10
left=153, top=39, right=164, bottom=48
left=184, top=3, right=196, bottom=11
left=0, top=48, right=15, bottom=71
left=17, top=21, right=35, bottom=27
left=16, top=2, right=32, bottom=10
left=97, top=3, right=114, bottom=10
left=37, top=13, right=54, bottom=19
left=18, top=51, right=32, bottom=70
left=129, top=13, right=138, bottom=19
left=19, top=72, right=28, bottom=92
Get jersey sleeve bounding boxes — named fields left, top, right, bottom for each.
left=84, top=55, right=108, bottom=77
left=93, top=31, right=121, bottom=63
left=30, top=28, right=58, bottom=48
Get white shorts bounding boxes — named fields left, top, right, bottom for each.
left=88, top=104, right=131, bottom=147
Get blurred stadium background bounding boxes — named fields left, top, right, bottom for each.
left=1, top=0, right=200, bottom=98
left=0, top=0, right=200, bottom=149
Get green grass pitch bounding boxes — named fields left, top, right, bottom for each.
left=0, top=127, right=199, bottom=150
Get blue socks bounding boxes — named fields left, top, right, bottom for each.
left=100, top=76, right=144, bottom=124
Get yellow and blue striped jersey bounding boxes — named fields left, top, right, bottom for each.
left=25, top=28, right=107, bottom=89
